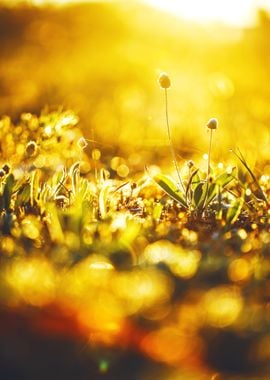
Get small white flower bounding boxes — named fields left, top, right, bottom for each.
left=206, top=118, right=218, bottom=130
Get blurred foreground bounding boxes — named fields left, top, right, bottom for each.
left=0, top=110, right=269, bottom=379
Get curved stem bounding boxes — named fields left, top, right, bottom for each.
left=164, top=88, right=184, bottom=192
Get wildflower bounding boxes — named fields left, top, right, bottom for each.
left=207, top=118, right=218, bottom=130
left=158, top=72, right=171, bottom=89
left=77, top=137, right=88, bottom=150
left=158, top=71, right=184, bottom=192
left=26, top=141, right=38, bottom=157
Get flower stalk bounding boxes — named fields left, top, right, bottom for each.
left=206, top=118, right=218, bottom=177
left=159, top=72, right=184, bottom=192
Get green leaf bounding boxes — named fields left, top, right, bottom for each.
left=152, top=202, right=163, bottom=221
left=193, top=182, right=208, bottom=210
left=231, top=149, right=268, bottom=205
left=15, top=183, right=31, bottom=207
left=185, top=168, right=199, bottom=200
left=153, top=173, right=188, bottom=208
left=191, top=171, right=201, bottom=190
left=3, top=174, right=15, bottom=210
left=30, top=170, right=40, bottom=206
left=204, top=183, right=218, bottom=207
left=216, top=168, right=236, bottom=188
left=226, top=196, right=244, bottom=225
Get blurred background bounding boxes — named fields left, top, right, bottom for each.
left=0, top=0, right=270, bottom=170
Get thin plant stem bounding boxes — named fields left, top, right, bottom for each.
left=202, top=129, right=213, bottom=214
left=164, top=88, right=184, bottom=192
left=91, top=127, right=98, bottom=182
left=208, top=129, right=213, bottom=177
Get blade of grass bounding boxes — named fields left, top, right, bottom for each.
left=231, top=148, right=269, bottom=206
left=152, top=172, right=188, bottom=208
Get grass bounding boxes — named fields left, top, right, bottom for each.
left=0, top=4, right=270, bottom=378
left=153, top=75, right=268, bottom=229
left=0, top=101, right=269, bottom=379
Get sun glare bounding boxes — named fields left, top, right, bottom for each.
left=145, top=0, right=270, bottom=26
left=2, top=0, right=270, bottom=26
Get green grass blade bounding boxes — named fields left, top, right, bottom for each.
left=153, top=173, right=188, bottom=208
left=30, top=170, right=40, bottom=207
left=204, top=183, right=218, bottom=207
left=185, top=168, right=199, bottom=201
left=231, top=149, right=269, bottom=205
left=15, top=183, right=31, bottom=207
left=193, top=182, right=208, bottom=210
left=226, top=196, right=244, bottom=225
left=215, top=168, right=236, bottom=188
left=3, top=174, right=15, bottom=210
left=46, top=202, right=65, bottom=243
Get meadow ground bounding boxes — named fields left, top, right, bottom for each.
left=0, top=2, right=270, bottom=379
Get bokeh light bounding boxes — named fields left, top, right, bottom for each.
left=0, top=1, right=270, bottom=379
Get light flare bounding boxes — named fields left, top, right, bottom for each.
left=202, top=286, right=243, bottom=328
left=5, top=258, right=56, bottom=306
left=145, top=0, right=270, bottom=27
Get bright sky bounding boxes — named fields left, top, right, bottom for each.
left=2, top=0, right=270, bottom=27
left=145, top=0, right=270, bottom=26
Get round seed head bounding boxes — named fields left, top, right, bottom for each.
left=26, top=141, right=38, bottom=157
left=206, top=118, right=218, bottom=130
left=187, top=160, right=194, bottom=169
left=77, top=137, right=88, bottom=150
left=158, top=72, right=171, bottom=89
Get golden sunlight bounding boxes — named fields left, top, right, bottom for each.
left=2, top=0, right=270, bottom=26
left=145, top=0, right=270, bottom=26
